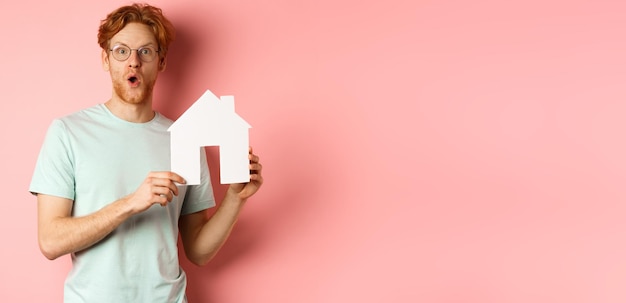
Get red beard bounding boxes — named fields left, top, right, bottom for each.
left=112, top=75, right=155, bottom=104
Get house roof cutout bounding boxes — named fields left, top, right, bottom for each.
left=168, top=89, right=251, bottom=185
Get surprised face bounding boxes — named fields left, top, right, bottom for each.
left=102, top=22, right=165, bottom=105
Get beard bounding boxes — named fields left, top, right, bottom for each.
left=112, top=76, right=155, bottom=104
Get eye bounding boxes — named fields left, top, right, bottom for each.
left=139, top=48, right=152, bottom=55
left=114, top=46, right=129, bottom=55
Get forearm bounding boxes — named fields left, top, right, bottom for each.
left=38, top=172, right=185, bottom=260
left=182, top=148, right=263, bottom=265
left=186, top=191, right=247, bottom=265
left=38, top=197, right=134, bottom=260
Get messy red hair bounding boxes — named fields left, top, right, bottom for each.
left=97, top=3, right=175, bottom=59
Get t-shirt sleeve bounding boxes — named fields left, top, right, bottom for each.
left=29, top=119, right=76, bottom=200
left=180, top=149, right=216, bottom=215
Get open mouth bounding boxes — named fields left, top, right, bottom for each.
left=128, top=76, right=138, bottom=84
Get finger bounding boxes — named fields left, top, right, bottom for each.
left=250, top=173, right=263, bottom=184
left=149, top=171, right=186, bottom=184
left=147, top=178, right=177, bottom=196
left=166, top=181, right=179, bottom=196
left=249, top=163, right=263, bottom=178
left=154, top=193, right=169, bottom=205
left=153, top=187, right=174, bottom=201
left=156, top=195, right=170, bottom=207
left=248, top=152, right=259, bottom=164
left=249, top=162, right=262, bottom=172
left=147, top=175, right=182, bottom=196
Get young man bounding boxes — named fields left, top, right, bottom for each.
left=30, top=4, right=263, bottom=302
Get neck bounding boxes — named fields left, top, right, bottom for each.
left=105, top=96, right=155, bottom=123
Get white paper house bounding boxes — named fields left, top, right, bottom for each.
left=168, top=89, right=251, bottom=185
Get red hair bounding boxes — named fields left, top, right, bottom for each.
left=97, top=3, right=175, bottom=59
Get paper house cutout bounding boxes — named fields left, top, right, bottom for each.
left=168, top=89, right=251, bottom=185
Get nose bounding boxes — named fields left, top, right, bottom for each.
left=127, top=50, right=141, bottom=68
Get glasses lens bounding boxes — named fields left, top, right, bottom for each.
left=111, top=45, right=130, bottom=61
left=138, top=47, right=156, bottom=62
left=110, top=45, right=158, bottom=62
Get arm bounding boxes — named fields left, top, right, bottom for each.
left=37, top=171, right=185, bottom=260
left=179, top=148, right=263, bottom=266
left=37, top=194, right=134, bottom=260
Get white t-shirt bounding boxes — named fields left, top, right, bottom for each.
left=30, top=104, right=215, bottom=303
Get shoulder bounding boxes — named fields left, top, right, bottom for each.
left=153, top=112, right=174, bottom=130
left=59, top=104, right=107, bottom=124
left=39, top=105, right=115, bottom=143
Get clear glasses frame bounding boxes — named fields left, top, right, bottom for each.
left=109, top=44, right=160, bottom=62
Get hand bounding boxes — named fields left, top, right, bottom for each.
left=126, top=171, right=186, bottom=213
left=229, top=147, right=263, bottom=201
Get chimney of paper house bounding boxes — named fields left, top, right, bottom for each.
left=220, top=95, right=235, bottom=112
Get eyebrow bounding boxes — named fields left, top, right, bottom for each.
left=110, top=42, right=157, bottom=49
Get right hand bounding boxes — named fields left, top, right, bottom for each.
left=126, top=171, right=186, bottom=213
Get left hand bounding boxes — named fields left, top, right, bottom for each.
left=228, top=147, right=263, bottom=200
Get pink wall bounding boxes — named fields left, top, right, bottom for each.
left=2, top=0, right=626, bottom=301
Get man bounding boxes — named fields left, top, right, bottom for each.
left=29, top=4, right=263, bottom=302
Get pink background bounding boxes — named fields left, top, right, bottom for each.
left=2, top=0, right=626, bottom=302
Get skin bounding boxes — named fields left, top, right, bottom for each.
left=37, top=22, right=263, bottom=265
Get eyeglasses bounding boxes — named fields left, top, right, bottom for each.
left=109, top=44, right=160, bottom=62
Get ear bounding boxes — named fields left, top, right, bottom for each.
left=101, top=49, right=110, bottom=72
left=158, top=57, right=167, bottom=72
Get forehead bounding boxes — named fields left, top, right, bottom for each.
left=110, top=22, right=157, bottom=46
